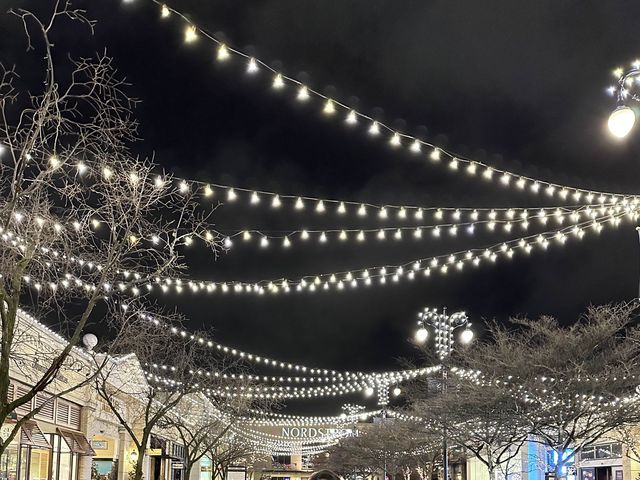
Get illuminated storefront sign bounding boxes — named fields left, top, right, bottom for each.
left=280, top=427, right=351, bottom=438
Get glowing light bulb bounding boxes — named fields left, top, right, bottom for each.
left=415, top=327, right=428, bottom=343
left=273, top=73, right=285, bottom=89
left=283, top=237, right=291, bottom=248
left=184, top=25, right=198, bottom=43
left=390, top=133, right=401, bottom=146
left=76, top=162, right=87, bottom=174
left=102, top=167, right=113, bottom=179
left=271, top=195, right=281, bottom=208
left=608, top=105, right=636, bottom=138
left=339, top=230, right=347, bottom=241
left=227, top=189, right=237, bottom=201
left=410, top=140, right=421, bottom=152
left=250, top=191, right=260, bottom=204
left=430, top=148, right=441, bottom=161
left=379, top=207, right=388, bottom=219
left=295, top=197, right=304, bottom=210
left=316, top=200, right=325, bottom=213
left=297, top=86, right=310, bottom=102
left=467, top=162, right=477, bottom=175
left=358, top=204, right=367, bottom=216
left=323, top=99, right=336, bottom=115
left=319, top=232, right=327, bottom=243
left=203, top=184, right=214, bottom=197
left=460, top=328, right=473, bottom=344
left=160, top=4, right=171, bottom=18
left=337, top=202, right=346, bottom=214
left=217, top=44, right=230, bottom=61
left=345, top=110, right=358, bottom=125
left=247, top=58, right=259, bottom=74
left=357, top=230, right=365, bottom=242
left=369, top=121, right=380, bottom=136
left=260, top=236, right=269, bottom=248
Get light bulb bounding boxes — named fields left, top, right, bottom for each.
left=415, top=327, right=429, bottom=343
left=323, top=99, right=336, bottom=115
left=608, top=105, right=636, bottom=138
left=460, top=328, right=474, bottom=344
left=247, top=58, right=259, bottom=74
left=217, top=44, right=230, bottom=61
left=184, top=26, right=197, bottom=43
left=297, top=86, right=310, bottom=102
left=273, top=73, right=285, bottom=89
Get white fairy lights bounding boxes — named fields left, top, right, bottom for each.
left=95, top=211, right=628, bottom=298
left=141, top=0, right=640, bottom=203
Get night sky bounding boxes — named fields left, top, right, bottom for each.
left=3, top=1, right=640, bottom=412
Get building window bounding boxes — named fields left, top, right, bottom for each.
left=0, top=435, right=19, bottom=480
left=579, top=443, right=622, bottom=461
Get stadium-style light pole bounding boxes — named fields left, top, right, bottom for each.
left=607, top=64, right=640, bottom=139
left=414, top=307, right=473, bottom=480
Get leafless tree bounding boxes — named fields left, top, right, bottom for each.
left=316, top=420, right=440, bottom=480
left=408, top=378, right=529, bottom=480
left=453, top=303, right=640, bottom=479
left=160, top=389, right=257, bottom=480
left=93, top=312, right=247, bottom=480
left=208, top=434, right=255, bottom=480
left=0, top=1, right=220, bottom=459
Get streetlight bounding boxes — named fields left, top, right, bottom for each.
left=414, top=306, right=473, bottom=480
left=607, top=64, right=640, bottom=138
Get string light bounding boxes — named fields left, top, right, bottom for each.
left=140, top=0, right=640, bottom=203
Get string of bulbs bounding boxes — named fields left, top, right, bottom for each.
left=137, top=0, right=639, bottom=203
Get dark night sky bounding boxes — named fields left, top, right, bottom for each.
left=3, top=0, right=640, bottom=412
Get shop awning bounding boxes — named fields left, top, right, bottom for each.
left=20, top=421, right=51, bottom=449
left=57, top=428, right=96, bottom=456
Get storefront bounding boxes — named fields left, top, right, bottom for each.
left=578, top=443, right=623, bottom=480
left=0, top=383, right=94, bottom=480
left=170, top=444, right=185, bottom=480
left=0, top=423, right=94, bottom=480
left=90, top=436, right=118, bottom=480
left=148, top=436, right=185, bottom=480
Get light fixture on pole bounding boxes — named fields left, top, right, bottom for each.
left=414, top=306, right=473, bottom=480
left=607, top=63, right=640, bottom=138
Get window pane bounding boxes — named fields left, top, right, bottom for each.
left=59, top=453, right=72, bottom=480
left=0, top=439, right=19, bottom=480
left=29, top=449, right=50, bottom=480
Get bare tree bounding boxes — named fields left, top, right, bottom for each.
left=93, top=312, right=241, bottom=480
left=161, top=391, right=256, bottom=480
left=0, top=1, right=220, bottom=459
left=316, top=420, right=440, bottom=480
left=209, top=434, right=255, bottom=480
left=408, top=375, right=529, bottom=480
left=455, top=303, right=640, bottom=479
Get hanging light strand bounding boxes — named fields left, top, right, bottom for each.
left=144, top=0, right=640, bottom=202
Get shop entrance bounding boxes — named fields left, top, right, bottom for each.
left=595, top=468, right=611, bottom=480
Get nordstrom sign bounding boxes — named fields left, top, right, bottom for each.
left=281, top=427, right=351, bottom=438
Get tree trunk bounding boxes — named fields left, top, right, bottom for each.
left=134, top=453, right=144, bottom=480
left=488, top=467, right=496, bottom=480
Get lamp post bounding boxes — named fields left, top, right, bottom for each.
left=414, top=307, right=473, bottom=480
left=607, top=64, right=640, bottom=138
